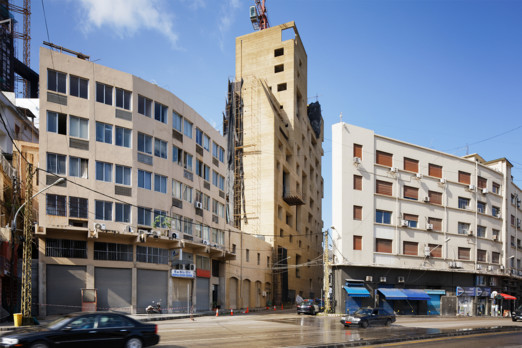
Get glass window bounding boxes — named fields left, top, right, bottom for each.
left=172, top=145, right=182, bottom=165
left=70, top=75, right=88, bottom=99
left=46, top=194, right=66, bottom=216
left=196, top=128, right=203, bottom=146
left=477, top=201, right=486, bottom=214
left=184, top=152, right=193, bottom=171
left=458, top=222, right=470, bottom=235
left=115, top=88, right=131, bottom=110
left=477, top=225, right=486, bottom=238
left=69, top=197, right=88, bottom=218
left=95, top=161, right=112, bottom=182
left=154, top=174, right=167, bottom=194
left=96, top=122, right=112, bottom=144
left=115, top=127, right=131, bottom=148
left=183, top=185, right=193, bottom=203
left=115, top=165, right=131, bottom=186
left=154, top=102, right=167, bottom=123
left=138, top=169, right=152, bottom=190
left=184, top=119, right=193, bottom=138
left=138, top=207, right=152, bottom=226
left=47, top=111, right=67, bottom=135
left=138, top=95, right=152, bottom=117
left=69, top=116, right=88, bottom=139
left=492, top=206, right=500, bottom=217
left=154, top=138, right=168, bottom=159
left=458, top=197, right=470, bottom=209
left=96, top=82, right=113, bottom=105
left=47, top=153, right=66, bottom=175
left=48, top=69, right=66, bottom=93
left=115, top=203, right=131, bottom=223
left=154, top=210, right=168, bottom=228
left=172, top=111, right=182, bottom=132
left=95, top=200, right=112, bottom=221
left=138, top=133, right=152, bottom=154
left=69, top=157, right=88, bottom=178
left=172, top=179, right=182, bottom=199
left=376, top=210, right=391, bottom=224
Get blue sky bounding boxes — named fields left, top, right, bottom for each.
left=23, top=0, right=522, bottom=231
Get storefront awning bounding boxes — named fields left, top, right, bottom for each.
left=401, top=289, right=430, bottom=300
left=378, top=288, right=408, bottom=300
left=343, top=286, right=371, bottom=297
left=498, top=293, right=517, bottom=300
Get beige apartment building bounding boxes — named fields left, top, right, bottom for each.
left=37, top=47, right=272, bottom=316
left=229, top=22, right=324, bottom=303
left=332, top=122, right=522, bottom=316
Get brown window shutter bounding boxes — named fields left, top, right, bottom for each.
left=354, top=144, right=362, bottom=159
left=428, top=191, right=442, bottom=205
left=428, top=164, right=442, bottom=178
left=404, top=158, right=419, bottom=173
left=353, top=235, right=362, bottom=250
left=353, top=205, right=362, bottom=220
left=403, top=214, right=418, bottom=222
left=376, top=238, right=392, bottom=253
left=353, top=175, right=362, bottom=190
left=458, top=247, right=470, bottom=260
left=403, top=241, right=418, bottom=255
left=458, top=171, right=471, bottom=184
left=403, top=186, right=418, bottom=200
left=478, top=176, right=487, bottom=189
left=477, top=249, right=487, bottom=262
left=428, top=217, right=442, bottom=231
left=376, top=151, right=393, bottom=167
left=428, top=244, right=442, bottom=258
left=376, top=180, right=393, bottom=196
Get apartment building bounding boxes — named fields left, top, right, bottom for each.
left=38, top=47, right=247, bottom=316
left=230, top=22, right=324, bottom=303
left=332, top=122, right=522, bottom=316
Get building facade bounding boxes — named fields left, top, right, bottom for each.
left=332, top=122, right=521, bottom=316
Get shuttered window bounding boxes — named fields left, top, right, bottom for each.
left=428, top=244, right=442, bottom=258
left=404, top=158, right=419, bottom=173
left=458, top=247, right=470, bottom=260
left=458, top=171, right=471, bottom=184
left=353, top=175, right=362, bottom=190
left=376, top=180, right=393, bottom=196
left=428, top=190, right=442, bottom=205
left=492, top=252, right=500, bottom=264
left=428, top=163, right=442, bottom=178
left=353, top=205, right=362, bottom=220
left=376, top=151, right=393, bottom=167
left=376, top=238, right=392, bottom=253
left=428, top=217, right=442, bottom=231
left=403, top=186, right=418, bottom=200
left=492, top=182, right=500, bottom=194
left=478, top=176, right=487, bottom=189
left=403, top=241, right=418, bottom=256
left=477, top=249, right=487, bottom=262
left=353, top=235, right=362, bottom=250
left=354, top=144, right=362, bottom=159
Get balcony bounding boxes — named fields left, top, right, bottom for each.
left=283, top=187, right=305, bottom=206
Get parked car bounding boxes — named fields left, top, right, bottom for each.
left=0, top=312, right=160, bottom=348
left=512, top=305, right=522, bottom=322
left=297, top=299, right=321, bottom=315
left=340, top=307, right=396, bottom=328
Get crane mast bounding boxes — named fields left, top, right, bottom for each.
left=250, top=0, right=269, bottom=31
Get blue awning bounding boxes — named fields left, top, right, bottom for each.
left=378, top=288, right=408, bottom=300
left=343, top=286, right=371, bottom=297
left=401, top=289, right=430, bottom=300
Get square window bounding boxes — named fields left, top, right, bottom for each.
left=48, top=69, right=66, bottom=93
left=115, top=88, right=131, bottom=110
left=96, top=82, right=113, bottom=105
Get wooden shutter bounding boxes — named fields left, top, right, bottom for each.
left=353, top=175, right=362, bottom=190
left=478, top=176, right=487, bottom=189
left=353, top=144, right=362, bottom=159
left=428, top=164, right=442, bottom=178
left=376, top=238, right=392, bottom=253
left=353, top=206, right=362, bottom=220
left=428, top=244, right=442, bottom=258
left=428, top=191, right=442, bottom=205
left=403, top=241, right=418, bottom=255
left=458, top=247, right=470, bottom=260
left=376, top=180, right=393, bottom=196
left=403, top=186, right=418, bottom=200
left=353, top=235, right=362, bottom=250
left=428, top=217, right=442, bottom=231
left=404, top=158, right=419, bottom=173
left=458, top=171, right=471, bottom=184
left=477, top=249, right=487, bottom=262
left=376, top=151, right=393, bottom=167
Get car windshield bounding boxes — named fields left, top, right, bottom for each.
left=47, top=316, right=74, bottom=330
left=302, top=300, right=314, bottom=305
left=354, top=308, right=373, bottom=315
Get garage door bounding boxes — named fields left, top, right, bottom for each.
left=196, top=277, right=210, bottom=312
left=229, top=277, right=238, bottom=309
left=46, top=264, right=86, bottom=315
left=94, top=268, right=132, bottom=312
left=137, top=269, right=167, bottom=313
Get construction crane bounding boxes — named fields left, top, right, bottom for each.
left=8, top=0, right=31, bottom=97
left=250, top=0, right=269, bottom=31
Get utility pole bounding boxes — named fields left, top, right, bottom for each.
left=323, top=229, right=331, bottom=313
left=20, top=164, right=33, bottom=324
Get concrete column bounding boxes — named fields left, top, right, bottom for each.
left=131, top=267, right=137, bottom=314
left=85, top=264, right=95, bottom=288
left=38, top=259, right=46, bottom=317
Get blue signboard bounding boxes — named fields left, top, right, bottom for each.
left=456, top=286, right=491, bottom=297
left=171, top=269, right=195, bottom=278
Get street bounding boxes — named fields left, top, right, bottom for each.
left=150, top=311, right=522, bottom=347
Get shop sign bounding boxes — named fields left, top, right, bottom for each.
left=171, top=269, right=195, bottom=278
left=456, top=286, right=464, bottom=296
left=456, top=286, right=491, bottom=297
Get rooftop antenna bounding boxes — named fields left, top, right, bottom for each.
left=339, top=112, right=343, bottom=123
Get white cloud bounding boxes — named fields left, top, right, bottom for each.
left=77, top=0, right=179, bottom=48
left=217, top=0, right=242, bottom=51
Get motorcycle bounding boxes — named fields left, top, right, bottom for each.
left=146, top=300, right=162, bottom=314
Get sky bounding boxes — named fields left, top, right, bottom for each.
left=19, top=0, right=522, bottom=232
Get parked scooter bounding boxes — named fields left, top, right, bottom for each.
left=146, top=300, right=162, bottom=314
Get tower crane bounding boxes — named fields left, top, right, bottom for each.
left=249, top=0, right=269, bottom=31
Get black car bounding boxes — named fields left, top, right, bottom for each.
left=340, top=307, right=396, bottom=328
left=297, top=299, right=321, bottom=315
left=0, top=312, right=160, bottom=348
left=512, top=305, right=522, bottom=322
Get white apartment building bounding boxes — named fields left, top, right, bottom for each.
left=332, top=122, right=522, bottom=316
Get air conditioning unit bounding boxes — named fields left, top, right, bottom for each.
left=150, top=230, right=161, bottom=238
left=439, top=178, right=446, bottom=184
left=496, top=213, right=501, bottom=219
left=424, top=196, right=430, bottom=203
left=397, top=276, right=405, bottom=283
left=517, top=198, right=521, bottom=208
left=170, top=232, right=178, bottom=240
left=401, top=220, right=409, bottom=227
left=379, top=276, right=387, bottom=283
left=476, top=264, right=482, bottom=270
left=416, top=173, right=423, bottom=179
left=455, top=262, right=463, bottom=268
left=137, top=230, right=147, bottom=243
left=448, top=261, right=455, bottom=268
left=500, top=265, right=505, bottom=270
left=123, top=225, right=133, bottom=234
left=202, top=240, right=210, bottom=245
left=468, top=184, right=476, bottom=191
left=482, top=188, right=488, bottom=194
left=94, top=222, right=106, bottom=231
left=195, top=201, right=203, bottom=209
left=426, top=223, right=434, bottom=230
left=424, top=246, right=431, bottom=257
left=487, top=265, right=493, bottom=271
left=468, top=230, right=474, bottom=236
left=186, top=263, right=196, bottom=271
left=390, top=167, right=398, bottom=173
left=88, top=229, right=98, bottom=239
left=353, top=157, right=361, bottom=165
left=489, top=280, right=495, bottom=286
left=365, top=276, right=373, bottom=282
left=493, top=235, right=498, bottom=241
left=262, top=291, right=267, bottom=297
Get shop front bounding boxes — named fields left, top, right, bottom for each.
left=377, top=288, right=430, bottom=315
left=342, top=281, right=371, bottom=314
left=456, top=286, right=492, bottom=316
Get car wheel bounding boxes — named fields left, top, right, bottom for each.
left=385, top=319, right=392, bottom=327
left=125, top=337, right=143, bottom=348
left=512, top=318, right=517, bottom=322
left=30, top=342, right=49, bottom=348
left=360, top=320, right=369, bottom=328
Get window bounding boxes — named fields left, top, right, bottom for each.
left=203, top=134, right=210, bottom=152
left=458, top=247, right=470, bottom=260
left=154, top=174, right=167, bottom=194
left=376, top=238, right=392, bottom=253
left=45, top=239, right=87, bottom=258
left=172, top=111, right=182, bottom=132
left=353, top=175, right=362, bottom=190
left=115, top=165, right=131, bottom=185
left=138, top=95, right=152, bottom=117
left=136, top=246, right=168, bottom=264
left=95, top=200, right=112, bottom=221
left=172, top=179, right=182, bottom=200
left=96, top=122, right=112, bottom=144
left=69, top=157, right=88, bottom=178
left=458, top=171, right=471, bottom=184
left=95, top=161, right=112, bottom=182
left=69, top=197, right=88, bottom=219
left=47, top=111, right=67, bottom=135
left=154, top=138, right=168, bottom=159
left=403, top=241, right=418, bottom=255
left=154, top=102, right=167, bottom=123
left=428, top=244, right=442, bottom=258
left=492, top=229, right=500, bottom=241
left=477, top=201, right=486, bottom=214
left=196, top=128, right=203, bottom=146
left=184, top=217, right=193, bottom=235
left=353, top=235, right=362, bottom=250
left=353, top=144, right=362, bottom=159
left=492, top=182, right=500, bottom=194
left=511, top=215, right=516, bottom=226
left=212, top=142, right=224, bottom=161
left=403, top=186, right=418, bottom=200
left=274, top=47, right=284, bottom=57
left=376, top=180, right=393, bottom=196
left=428, top=217, right=442, bottom=232
left=404, top=158, right=418, bottom=173
left=458, top=197, right=470, bottom=209
left=477, top=176, right=487, bottom=189
left=115, top=203, right=131, bottom=223
left=476, top=249, right=486, bottom=262
left=69, top=116, right=88, bottom=139
left=277, top=83, right=287, bottom=91
left=47, top=153, right=66, bottom=175
left=137, top=207, right=152, bottom=226
left=492, top=252, right=500, bottom=264
left=246, top=249, right=250, bottom=262
left=376, top=150, right=393, bottom=167
left=184, top=119, right=193, bottom=138
left=48, top=69, right=66, bottom=93
left=138, top=133, right=152, bottom=154
left=428, top=191, right=442, bottom=205
left=138, top=170, right=152, bottom=190
left=115, top=127, right=131, bottom=148
left=477, top=225, right=486, bottom=238
left=154, top=210, right=168, bottom=228
left=70, top=75, right=88, bottom=99
left=458, top=222, right=470, bottom=235
left=492, top=206, right=500, bottom=218
left=96, top=82, right=112, bottom=105
left=184, top=152, right=193, bottom=171
left=403, top=214, right=418, bottom=228
left=94, top=243, right=133, bottom=261
left=274, top=64, right=284, bottom=73
left=115, top=88, right=131, bottom=110
left=46, top=194, right=66, bottom=216
left=428, top=163, right=442, bottom=178
left=375, top=210, right=392, bottom=224
left=353, top=206, right=362, bottom=220
left=183, top=185, right=193, bottom=203
left=172, top=145, right=182, bottom=165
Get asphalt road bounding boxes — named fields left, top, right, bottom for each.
left=150, top=311, right=522, bottom=347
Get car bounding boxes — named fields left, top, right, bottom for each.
left=0, top=312, right=160, bottom=348
left=340, top=307, right=396, bottom=328
left=512, top=305, right=522, bottom=322
left=297, top=299, right=321, bottom=315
